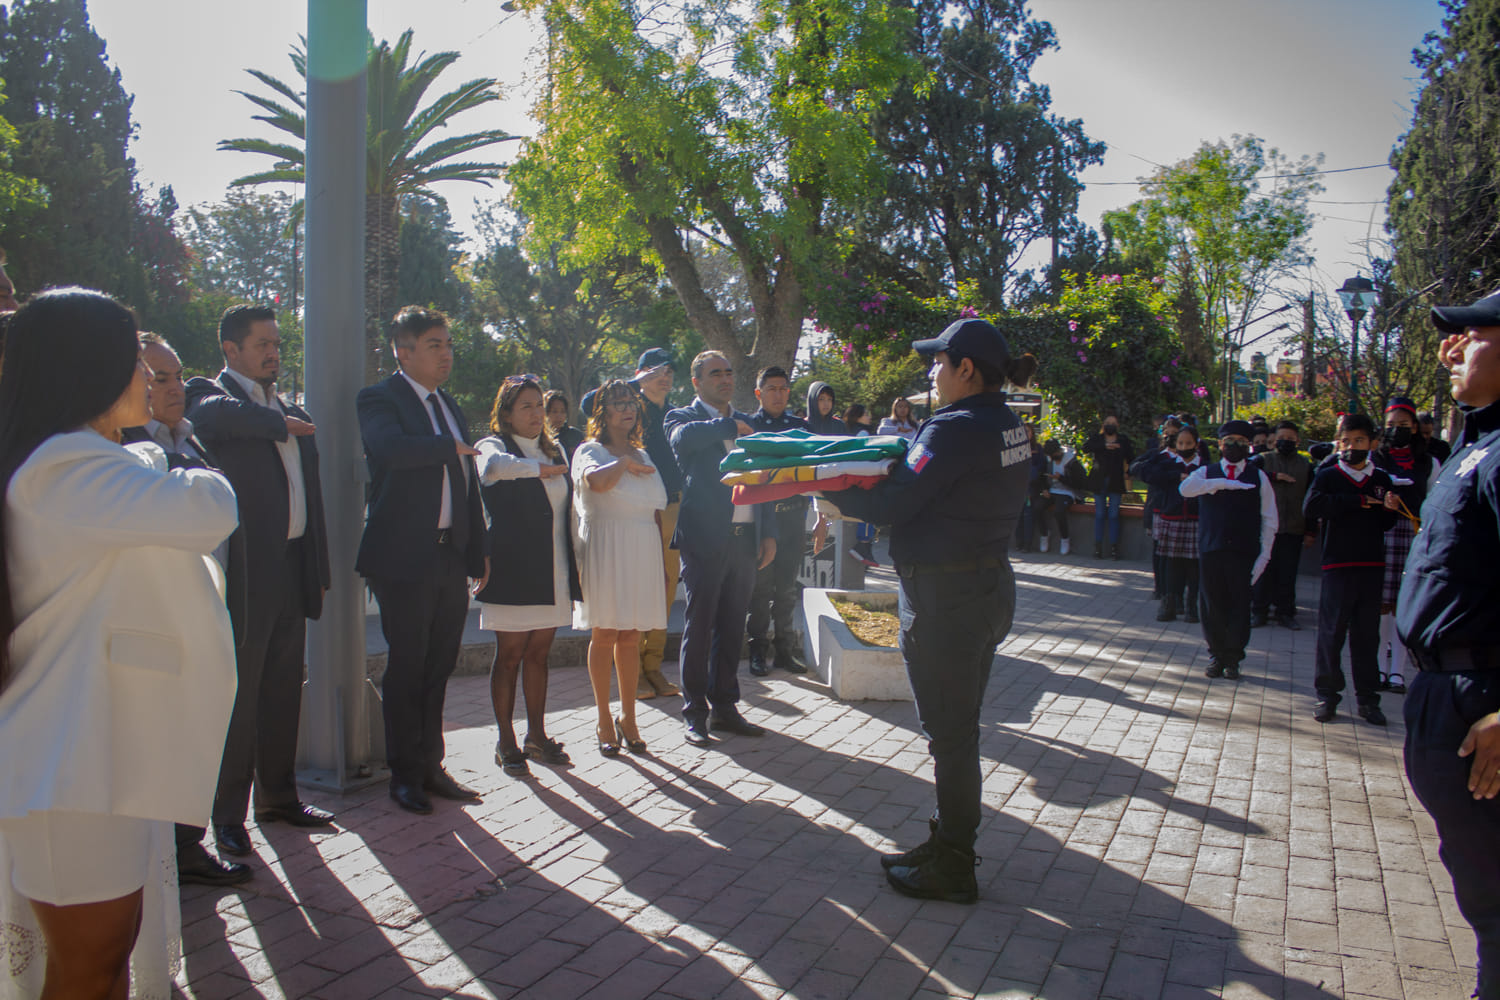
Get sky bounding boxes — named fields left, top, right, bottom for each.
left=87, top=0, right=1446, bottom=358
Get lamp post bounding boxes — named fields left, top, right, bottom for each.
left=1337, top=276, right=1377, bottom=413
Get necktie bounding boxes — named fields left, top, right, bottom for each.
left=428, top=393, right=467, bottom=549
left=1227, top=464, right=1237, bottom=481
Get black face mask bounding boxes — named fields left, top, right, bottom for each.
left=1344, top=448, right=1369, bottom=466
left=1103, top=423, right=1118, bottom=434
left=1221, top=442, right=1249, bottom=464
left=1275, top=439, right=1298, bottom=456
left=1385, top=426, right=1413, bottom=448
left=1177, top=447, right=1198, bottom=460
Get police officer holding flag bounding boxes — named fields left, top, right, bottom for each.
left=821, top=318, right=1035, bottom=904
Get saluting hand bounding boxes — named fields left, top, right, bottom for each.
left=625, top=458, right=656, bottom=476
left=455, top=440, right=481, bottom=457
left=734, top=419, right=755, bottom=437
left=539, top=463, right=568, bottom=479
left=285, top=416, right=317, bottom=437
left=1460, top=712, right=1500, bottom=800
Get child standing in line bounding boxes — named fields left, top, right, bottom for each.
left=1303, top=413, right=1401, bottom=725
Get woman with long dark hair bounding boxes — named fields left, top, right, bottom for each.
left=0, top=289, right=239, bottom=998
left=474, top=375, right=581, bottom=776
left=572, top=381, right=667, bottom=755
left=877, top=397, right=919, bottom=439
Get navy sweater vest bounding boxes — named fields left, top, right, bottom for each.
left=1198, top=464, right=1263, bottom=555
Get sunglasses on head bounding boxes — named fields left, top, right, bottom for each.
left=503, top=373, right=541, bottom=387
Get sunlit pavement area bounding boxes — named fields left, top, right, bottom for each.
left=174, top=547, right=1478, bottom=999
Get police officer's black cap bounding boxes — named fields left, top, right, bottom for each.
left=1431, top=289, right=1500, bottom=334
left=912, top=318, right=1011, bottom=370
left=636, top=347, right=675, bottom=372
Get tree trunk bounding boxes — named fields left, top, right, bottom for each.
left=365, top=191, right=401, bottom=384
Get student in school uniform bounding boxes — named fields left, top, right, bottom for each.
left=1178, top=420, right=1277, bottom=680
left=1303, top=412, right=1401, bottom=725
left=1138, top=424, right=1204, bottom=623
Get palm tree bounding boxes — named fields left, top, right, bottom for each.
left=219, top=30, right=517, bottom=382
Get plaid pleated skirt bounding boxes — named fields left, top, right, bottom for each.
left=1383, top=518, right=1415, bottom=606
left=1155, top=515, right=1200, bottom=560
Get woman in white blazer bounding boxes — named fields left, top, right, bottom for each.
left=0, top=289, right=240, bottom=1000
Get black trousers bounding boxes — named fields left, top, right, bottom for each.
left=369, top=544, right=471, bottom=785
left=1314, top=566, right=1382, bottom=707
left=900, top=561, right=1015, bottom=852
left=1038, top=494, right=1070, bottom=539
left=678, top=531, right=757, bottom=725
left=1166, top=556, right=1199, bottom=610
left=1198, top=548, right=1254, bottom=667
left=1405, top=669, right=1500, bottom=999
left=746, top=508, right=805, bottom=653
left=213, top=538, right=309, bottom=825
left=1253, top=532, right=1303, bottom=617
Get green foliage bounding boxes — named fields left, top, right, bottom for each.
left=863, top=0, right=1104, bottom=309
left=792, top=343, right=928, bottom=421
left=397, top=195, right=466, bottom=316
left=1241, top=393, right=1341, bottom=445
left=506, top=0, right=921, bottom=402
left=1103, top=135, right=1319, bottom=407
left=1014, top=274, right=1206, bottom=442
left=180, top=189, right=301, bottom=307
left=0, top=79, right=42, bottom=223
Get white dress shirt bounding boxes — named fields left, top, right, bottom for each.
left=146, top=417, right=203, bottom=462
left=399, top=370, right=470, bottom=530
left=223, top=367, right=306, bottom=540
left=1178, top=459, right=1280, bottom=581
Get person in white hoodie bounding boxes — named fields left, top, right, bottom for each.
left=0, top=289, right=240, bottom=999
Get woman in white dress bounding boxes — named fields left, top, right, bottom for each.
left=0, top=290, right=239, bottom=999
left=572, top=381, right=667, bottom=755
left=473, top=376, right=581, bottom=777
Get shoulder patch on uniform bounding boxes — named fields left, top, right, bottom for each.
left=907, top=443, right=932, bottom=473
left=1458, top=447, right=1489, bottom=478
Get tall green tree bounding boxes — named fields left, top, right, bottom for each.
left=397, top=195, right=466, bottom=317
left=0, top=80, right=43, bottom=228
left=0, top=0, right=159, bottom=304
left=861, top=0, right=1103, bottom=309
left=180, top=189, right=301, bottom=308
left=1103, top=135, right=1320, bottom=411
left=218, top=30, right=517, bottom=382
left=1387, top=0, right=1500, bottom=425
left=507, top=0, right=920, bottom=406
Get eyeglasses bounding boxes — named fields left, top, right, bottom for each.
left=604, top=399, right=638, bottom=412
left=503, top=373, right=541, bottom=386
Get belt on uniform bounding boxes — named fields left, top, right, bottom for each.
left=730, top=523, right=755, bottom=537
left=436, top=528, right=453, bottom=546
left=1411, top=645, right=1498, bottom=673
left=897, top=555, right=1006, bottom=578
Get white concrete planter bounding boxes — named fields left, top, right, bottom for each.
left=800, top=588, right=911, bottom=701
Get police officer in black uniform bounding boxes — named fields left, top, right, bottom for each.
left=822, top=318, right=1034, bottom=903
left=745, top=365, right=818, bottom=676
left=1398, top=289, right=1500, bottom=1000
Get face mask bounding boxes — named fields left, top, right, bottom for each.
left=1385, top=426, right=1413, bottom=448
left=1177, top=447, right=1198, bottom=460
left=1275, top=439, right=1298, bottom=456
left=1104, top=423, right=1118, bottom=434
left=1344, top=448, right=1369, bottom=466
left=1221, top=442, right=1249, bottom=464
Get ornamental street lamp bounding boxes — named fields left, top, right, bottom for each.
left=1337, top=275, right=1378, bottom=413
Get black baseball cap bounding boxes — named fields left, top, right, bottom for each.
left=912, top=318, right=1011, bottom=370
left=636, top=347, right=675, bottom=372
left=1432, top=289, right=1500, bottom=334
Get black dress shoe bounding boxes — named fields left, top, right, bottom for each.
left=1313, top=701, right=1337, bottom=723
left=424, top=771, right=481, bottom=802
left=683, top=722, right=716, bottom=746
left=773, top=645, right=810, bottom=674
left=710, top=712, right=766, bottom=737
left=1278, top=614, right=1303, bottom=631
left=213, top=824, right=252, bottom=857
left=1204, top=659, right=1224, bottom=679
left=390, top=781, right=433, bottom=815
left=178, top=843, right=253, bottom=887
left=1358, top=703, right=1388, bottom=727
left=1223, top=662, right=1241, bottom=680
left=254, top=802, right=336, bottom=828
left=748, top=650, right=770, bottom=677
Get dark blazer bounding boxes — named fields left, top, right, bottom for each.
left=184, top=371, right=331, bottom=620
left=121, top=424, right=251, bottom=644
left=355, top=373, right=486, bottom=581
left=664, top=397, right=776, bottom=557
left=473, top=434, right=582, bottom=606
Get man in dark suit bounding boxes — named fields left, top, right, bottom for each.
left=185, top=305, right=333, bottom=858
left=356, top=306, right=487, bottom=815
left=124, top=333, right=252, bottom=887
left=665, top=350, right=777, bottom=746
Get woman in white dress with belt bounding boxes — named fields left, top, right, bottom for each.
left=473, top=376, right=581, bottom=777
left=572, top=381, right=667, bottom=756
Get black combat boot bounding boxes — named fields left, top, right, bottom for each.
left=886, top=839, right=980, bottom=904
left=881, top=818, right=939, bottom=870
left=772, top=639, right=809, bottom=675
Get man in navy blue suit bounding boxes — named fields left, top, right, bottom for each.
left=665, top=350, right=777, bottom=746
left=356, top=306, right=488, bottom=815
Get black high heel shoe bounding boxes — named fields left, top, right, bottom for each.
left=616, top=715, right=647, bottom=754
left=597, top=724, right=620, bottom=757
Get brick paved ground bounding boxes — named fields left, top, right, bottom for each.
left=173, top=551, right=1478, bottom=999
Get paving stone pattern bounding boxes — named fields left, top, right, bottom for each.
left=174, top=552, right=1478, bottom=999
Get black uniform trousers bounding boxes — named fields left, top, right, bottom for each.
left=899, top=560, right=1015, bottom=852
left=746, top=505, right=805, bottom=654
left=369, top=542, right=471, bottom=785
left=212, top=538, right=309, bottom=825
left=678, top=528, right=757, bottom=725
left=1198, top=548, right=1254, bottom=668
left=1404, top=669, right=1500, bottom=999
left=1253, top=532, right=1303, bottom=617
left=1314, top=567, right=1382, bottom=708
